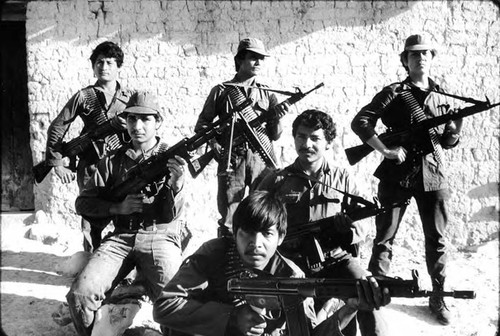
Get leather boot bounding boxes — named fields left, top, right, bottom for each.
left=429, top=278, right=451, bottom=325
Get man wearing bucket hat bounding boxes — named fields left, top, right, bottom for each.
left=351, top=34, right=463, bottom=325
left=195, top=37, right=290, bottom=237
left=67, top=91, right=186, bottom=336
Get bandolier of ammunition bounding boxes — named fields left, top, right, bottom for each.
left=80, top=87, right=122, bottom=156
left=400, top=89, right=443, bottom=164
left=226, top=86, right=279, bottom=169
left=224, top=238, right=248, bottom=289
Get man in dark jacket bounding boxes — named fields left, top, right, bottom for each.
left=351, top=34, right=463, bottom=325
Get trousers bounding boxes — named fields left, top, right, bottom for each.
left=66, top=228, right=182, bottom=336
left=368, top=179, right=449, bottom=282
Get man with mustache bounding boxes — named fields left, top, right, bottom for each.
left=44, top=41, right=132, bottom=252
left=153, top=190, right=390, bottom=336
left=195, top=37, right=290, bottom=237
left=351, top=34, right=463, bottom=325
left=256, top=109, right=387, bottom=336
left=67, top=91, right=186, bottom=336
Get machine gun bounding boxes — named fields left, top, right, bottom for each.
left=105, top=113, right=234, bottom=202
left=33, top=118, right=127, bottom=183
left=345, top=96, right=500, bottom=165
left=284, top=189, right=409, bottom=272
left=228, top=269, right=475, bottom=336
left=201, top=83, right=324, bottom=170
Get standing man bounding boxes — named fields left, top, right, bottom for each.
left=44, top=41, right=132, bottom=252
left=351, top=34, right=463, bottom=325
left=68, top=91, right=186, bottom=336
left=153, top=190, right=390, bottom=336
left=195, top=37, right=289, bottom=236
left=257, top=109, right=387, bottom=336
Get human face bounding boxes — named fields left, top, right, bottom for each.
left=237, top=51, right=265, bottom=78
left=92, top=54, right=120, bottom=84
left=126, top=113, right=160, bottom=148
left=404, top=50, right=433, bottom=78
left=294, top=124, right=331, bottom=166
left=236, top=225, right=284, bottom=270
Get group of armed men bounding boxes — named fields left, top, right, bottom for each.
left=42, top=34, right=468, bottom=336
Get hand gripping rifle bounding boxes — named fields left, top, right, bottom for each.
left=345, top=95, right=500, bottom=165
left=33, top=117, right=128, bottom=183
left=106, top=114, right=233, bottom=202
left=284, top=187, right=409, bottom=272
left=205, top=83, right=324, bottom=170
left=227, top=270, right=475, bottom=336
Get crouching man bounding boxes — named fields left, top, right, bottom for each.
left=66, top=91, right=186, bottom=336
left=153, top=190, right=391, bottom=335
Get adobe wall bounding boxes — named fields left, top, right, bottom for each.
left=27, top=0, right=499, bottom=256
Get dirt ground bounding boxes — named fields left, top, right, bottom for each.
left=0, top=214, right=498, bottom=336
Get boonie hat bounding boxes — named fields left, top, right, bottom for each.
left=235, top=37, right=270, bottom=57
left=403, top=34, right=434, bottom=51
left=123, top=91, right=161, bottom=115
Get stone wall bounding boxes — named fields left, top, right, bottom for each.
left=27, top=0, right=499, bottom=256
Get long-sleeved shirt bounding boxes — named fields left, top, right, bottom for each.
left=153, top=237, right=346, bottom=336
left=46, top=82, right=131, bottom=167
left=257, top=159, right=369, bottom=254
left=351, top=77, right=460, bottom=191
left=75, top=138, right=184, bottom=229
left=195, top=76, right=282, bottom=148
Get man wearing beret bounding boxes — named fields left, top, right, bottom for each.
left=351, top=34, right=463, bottom=325
left=195, top=37, right=290, bottom=237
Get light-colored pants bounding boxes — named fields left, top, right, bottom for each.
left=66, top=228, right=182, bottom=336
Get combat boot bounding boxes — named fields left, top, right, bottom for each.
left=429, top=278, right=451, bottom=325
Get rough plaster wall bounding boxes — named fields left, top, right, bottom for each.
left=27, top=0, right=499, bottom=256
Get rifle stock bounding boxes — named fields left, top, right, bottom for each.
left=346, top=100, right=500, bottom=165
left=33, top=119, right=124, bottom=183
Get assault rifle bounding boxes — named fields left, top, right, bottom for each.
left=105, top=112, right=237, bottom=202
left=284, top=190, right=409, bottom=272
left=345, top=96, right=500, bottom=165
left=228, top=270, right=475, bottom=336
left=203, top=83, right=324, bottom=165
left=33, top=117, right=127, bottom=183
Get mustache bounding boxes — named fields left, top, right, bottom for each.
left=299, top=148, right=315, bottom=154
left=244, top=248, right=265, bottom=256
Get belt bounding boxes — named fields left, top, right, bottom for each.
left=115, top=220, right=178, bottom=233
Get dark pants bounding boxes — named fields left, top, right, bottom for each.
left=78, top=161, right=105, bottom=253
left=314, top=256, right=388, bottom=336
left=216, top=149, right=268, bottom=234
left=368, top=179, right=449, bottom=282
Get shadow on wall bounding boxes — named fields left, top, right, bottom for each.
left=26, top=0, right=417, bottom=52
left=467, top=182, right=500, bottom=222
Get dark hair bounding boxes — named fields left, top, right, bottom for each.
left=232, top=190, right=287, bottom=237
left=399, top=49, right=436, bottom=73
left=90, top=41, right=124, bottom=67
left=234, top=50, right=247, bottom=72
left=292, top=109, right=337, bottom=143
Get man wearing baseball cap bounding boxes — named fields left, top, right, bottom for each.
left=351, top=34, right=463, bottom=325
left=195, top=37, right=290, bottom=237
left=67, top=91, right=187, bottom=336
